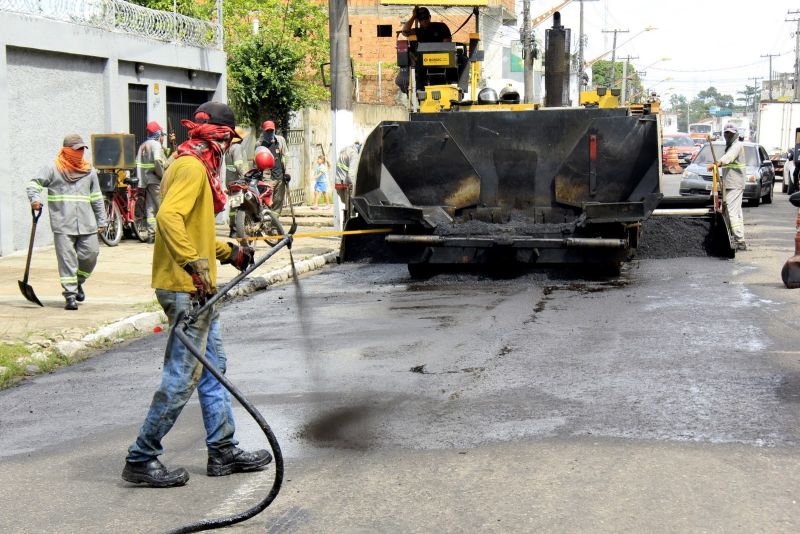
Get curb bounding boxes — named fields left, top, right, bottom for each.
left=52, top=250, right=339, bottom=361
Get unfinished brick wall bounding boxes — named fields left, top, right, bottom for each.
left=356, top=63, right=405, bottom=106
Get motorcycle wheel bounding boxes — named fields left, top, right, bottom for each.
left=234, top=210, right=263, bottom=247
left=100, top=198, right=123, bottom=247
left=132, top=193, right=148, bottom=242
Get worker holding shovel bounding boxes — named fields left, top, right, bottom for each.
left=25, top=134, right=107, bottom=310
left=707, top=123, right=747, bottom=251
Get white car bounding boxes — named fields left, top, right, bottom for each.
left=784, top=157, right=796, bottom=194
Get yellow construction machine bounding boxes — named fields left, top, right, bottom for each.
left=343, top=4, right=734, bottom=274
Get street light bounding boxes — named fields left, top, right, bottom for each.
left=639, top=57, right=671, bottom=75
left=646, top=77, right=673, bottom=100
left=586, top=26, right=657, bottom=67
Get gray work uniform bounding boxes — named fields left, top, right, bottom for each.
left=26, top=164, right=106, bottom=297
left=256, top=133, right=288, bottom=181
left=225, top=142, right=247, bottom=230
left=718, top=140, right=746, bottom=242
left=225, top=142, right=247, bottom=187
left=335, top=145, right=359, bottom=185
left=136, top=139, right=169, bottom=238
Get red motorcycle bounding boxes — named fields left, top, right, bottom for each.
left=228, top=149, right=285, bottom=246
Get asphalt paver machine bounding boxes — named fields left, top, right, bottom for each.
left=341, top=7, right=672, bottom=275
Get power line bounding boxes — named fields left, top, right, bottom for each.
left=649, top=54, right=791, bottom=73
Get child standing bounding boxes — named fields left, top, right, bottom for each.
left=311, top=154, right=331, bottom=209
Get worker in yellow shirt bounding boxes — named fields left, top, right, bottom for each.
left=122, top=102, right=271, bottom=488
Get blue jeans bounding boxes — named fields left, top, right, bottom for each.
left=126, top=290, right=237, bottom=462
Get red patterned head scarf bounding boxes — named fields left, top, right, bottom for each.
left=175, top=120, right=235, bottom=214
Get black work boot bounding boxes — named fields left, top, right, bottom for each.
left=121, top=458, right=189, bottom=488
left=64, top=296, right=78, bottom=311
left=207, top=447, right=272, bottom=477
left=76, top=284, right=85, bottom=302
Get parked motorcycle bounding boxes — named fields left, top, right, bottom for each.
left=228, top=148, right=287, bottom=246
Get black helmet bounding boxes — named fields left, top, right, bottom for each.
left=478, top=87, right=498, bottom=105
left=499, top=85, right=520, bottom=104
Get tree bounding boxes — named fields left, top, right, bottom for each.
left=127, top=0, right=329, bottom=131
left=228, top=35, right=316, bottom=132
left=736, top=84, right=760, bottom=113
left=667, top=94, right=689, bottom=131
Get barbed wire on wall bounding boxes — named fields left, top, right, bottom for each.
left=0, top=0, right=220, bottom=49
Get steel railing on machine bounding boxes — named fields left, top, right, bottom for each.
left=0, top=0, right=220, bottom=49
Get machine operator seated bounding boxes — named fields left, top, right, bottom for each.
left=402, top=7, right=460, bottom=89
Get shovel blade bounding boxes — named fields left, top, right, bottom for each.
left=18, top=280, right=43, bottom=307
left=712, top=211, right=736, bottom=258
left=781, top=256, right=800, bottom=288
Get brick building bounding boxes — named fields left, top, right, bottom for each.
left=346, top=1, right=517, bottom=105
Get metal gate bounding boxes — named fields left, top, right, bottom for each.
left=166, top=87, right=212, bottom=145
left=128, top=84, right=147, bottom=148
left=285, top=129, right=305, bottom=205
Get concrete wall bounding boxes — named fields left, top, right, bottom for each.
left=299, top=102, right=408, bottom=202
left=0, top=9, right=225, bottom=255
left=6, top=48, right=108, bottom=250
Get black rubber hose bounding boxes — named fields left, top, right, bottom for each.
left=164, top=325, right=284, bottom=534
left=164, top=212, right=293, bottom=533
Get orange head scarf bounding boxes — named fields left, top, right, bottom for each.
left=55, top=147, right=90, bottom=176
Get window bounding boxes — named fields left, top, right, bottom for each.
left=377, top=24, right=392, bottom=37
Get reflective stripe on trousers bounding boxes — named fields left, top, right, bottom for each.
left=54, top=233, right=99, bottom=297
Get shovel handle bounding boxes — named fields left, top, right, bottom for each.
left=21, top=207, right=42, bottom=285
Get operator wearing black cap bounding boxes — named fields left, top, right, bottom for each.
left=122, top=101, right=270, bottom=488
left=401, top=6, right=451, bottom=43
left=401, top=7, right=453, bottom=90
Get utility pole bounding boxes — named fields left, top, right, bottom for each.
left=620, top=54, right=638, bottom=104
left=749, top=76, right=762, bottom=140
left=788, top=10, right=800, bottom=101
left=576, top=1, right=599, bottom=101
left=522, top=0, right=533, bottom=103
left=761, top=52, right=779, bottom=100
left=602, top=28, right=629, bottom=89
left=329, top=0, right=353, bottom=230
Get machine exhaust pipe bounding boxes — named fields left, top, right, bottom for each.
left=544, top=12, right=571, bottom=107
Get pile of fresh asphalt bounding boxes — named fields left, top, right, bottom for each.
left=636, top=216, right=716, bottom=259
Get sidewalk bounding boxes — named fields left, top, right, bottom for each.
left=0, top=206, right=339, bottom=379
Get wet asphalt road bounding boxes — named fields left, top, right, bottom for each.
left=2, top=195, right=800, bottom=533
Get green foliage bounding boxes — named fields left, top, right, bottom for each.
left=687, top=86, right=735, bottom=125
left=127, top=0, right=330, bottom=130
left=228, top=35, right=309, bottom=131
left=126, top=0, right=213, bottom=20
left=736, top=84, right=761, bottom=111
left=666, top=93, right=689, bottom=131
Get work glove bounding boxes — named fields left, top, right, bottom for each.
left=183, top=258, right=213, bottom=304
left=283, top=173, right=291, bottom=183
left=225, top=242, right=254, bottom=272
